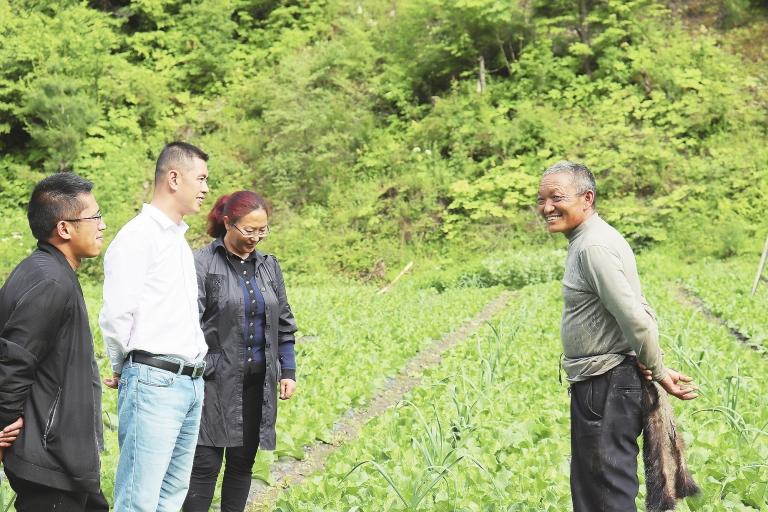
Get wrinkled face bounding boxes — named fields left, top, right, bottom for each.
left=173, top=157, right=209, bottom=216
left=225, top=208, right=270, bottom=256
left=537, top=172, right=593, bottom=235
left=67, top=193, right=106, bottom=259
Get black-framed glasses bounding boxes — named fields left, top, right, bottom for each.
left=63, top=211, right=103, bottom=223
left=232, top=223, right=269, bottom=239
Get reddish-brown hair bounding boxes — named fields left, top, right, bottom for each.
left=206, top=190, right=272, bottom=238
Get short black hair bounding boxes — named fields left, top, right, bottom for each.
left=28, top=172, right=94, bottom=241
left=154, top=141, right=209, bottom=184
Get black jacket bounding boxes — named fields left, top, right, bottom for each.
left=194, top=239, right=297, bottom=449
left=0, top=243, right=102, bottom=493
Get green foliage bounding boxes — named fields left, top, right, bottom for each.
left=1, top=0, right=766, bottom=277
left=0, top=478, right=14, bottom=512
left=21, top=76, right=101, bottom=172
left=721, top=0, right=753, bottom=28
left=272, top=281, right=500, bottom=459
left=446, top=159, right=539, bottom=237
left=372, top=0, right=529, bottom=104
left=668, top=212, right=757, bottom=261
left=414, top=247, right=566, bottom=291
left=481, top=248, right=566, bottom=289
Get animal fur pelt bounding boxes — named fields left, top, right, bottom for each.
left=642, top=381, right=700, bottom=512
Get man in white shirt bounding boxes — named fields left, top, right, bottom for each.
left=100, top=142, right=210, bottom=512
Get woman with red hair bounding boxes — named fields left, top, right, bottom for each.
left=183, top=191, right=298, bottom=512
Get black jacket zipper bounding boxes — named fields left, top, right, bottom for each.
left=42, top=386, right=62, bottom=449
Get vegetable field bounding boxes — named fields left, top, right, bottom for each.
left=676, top=258, right=768, bottom=352
left=1, top=0, right=767, bottom=510
left=1, top=252, right=766, bottom=512
left=258, top=252, right=767, bottom=511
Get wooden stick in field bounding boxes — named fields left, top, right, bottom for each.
left=751, top=234, right=768, bottom=296
left=377, top=261, right=414, bottom=295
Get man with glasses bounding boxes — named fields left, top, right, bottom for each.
left=100, top=142, right=210, bottom=511
left=537, top=161, right=698, bottom=512
left=0, top=173, right=108, bottom=511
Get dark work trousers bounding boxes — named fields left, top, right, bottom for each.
left=5, top=471, right=109, bottom=512
left=570, top=357, right=643, bottom=512
left=183, top=369, right=266, bottom=512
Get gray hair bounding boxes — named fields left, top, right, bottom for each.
left=542, top=160, right=597, bottom=207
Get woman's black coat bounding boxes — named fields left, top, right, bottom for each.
left=193, top=239, right=297, bottom=449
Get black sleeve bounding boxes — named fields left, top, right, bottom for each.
left=194, top=250, right=208, bottom=323
left=0, top=280, right=68, bottom=426
left=270, top=256, right=297, bottom=344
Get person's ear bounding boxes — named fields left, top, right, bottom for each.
left=168, top=169, right=180, bottom=191
left=583, top=190, right=595, bottom=210
left=55, top=220, right=73, bottom=241
left=222, top=215, right=230, bottom=230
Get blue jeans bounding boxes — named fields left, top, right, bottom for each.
left=114, top=360, right=204, bottom=512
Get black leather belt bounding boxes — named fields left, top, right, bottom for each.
left=620, top=355, right=638, bottom=365
left=129, top=351, right=206, bottom=378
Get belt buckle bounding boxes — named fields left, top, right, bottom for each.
left=191, top=361, right=206, bottom=379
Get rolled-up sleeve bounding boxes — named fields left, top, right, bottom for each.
left=579, top=245, right=667, bottom=381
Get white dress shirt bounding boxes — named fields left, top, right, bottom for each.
left=99, top=204, right=207, bottom=374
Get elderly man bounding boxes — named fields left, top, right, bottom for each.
left=0, top=173, right=108, bottom=511
left=537, top=161, right=697, bottom=512
left=100, top=142, right=210, bottom=511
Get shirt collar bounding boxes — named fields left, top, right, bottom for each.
left=566, top=211, right=600, bottom=243
left=142, top=203, right=189, bottom=234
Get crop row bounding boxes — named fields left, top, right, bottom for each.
left=72, top=280, right=501, bottom=505
left=270, top=282, right=501, bottom=458
left=271, top=268, right=768, bottom=511
left=675, top=256, right=768, bottom=350
left=271, top=282, right=573, bottom=511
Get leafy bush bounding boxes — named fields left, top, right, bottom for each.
left=0, top=0, right=766, bottom=279
left=414, top=247, right=566, bottom=291
left=482, top=248, right=566, bottom=289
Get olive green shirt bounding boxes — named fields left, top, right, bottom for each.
left=561, top=213, right=667, bottom=383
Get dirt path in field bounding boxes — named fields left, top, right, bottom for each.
left=246, top=290, right=513, bottom=511
left=675, top=286, right=768, bottom=357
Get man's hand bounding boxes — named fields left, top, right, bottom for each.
left=0, top=417, right=24, bottom=448
left=103, top=372, right=120, bottom=390
left=638, top=363, right=698, bottom=400
left=279, top=379, right=296, bottom=400
left=638, top=362, right=653, bottom=381
left=659, top=368, right=698, bottom=400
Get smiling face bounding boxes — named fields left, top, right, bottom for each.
left=537, top=172, right=594, bottom=235
left=223, top=208, right=270, bottom=258
left=66, top=192, right=107, bottom=260
left=173, top=157, right=209, bottom=216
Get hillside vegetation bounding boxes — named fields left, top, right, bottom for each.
left=1, top=0, right=767, bottom=281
